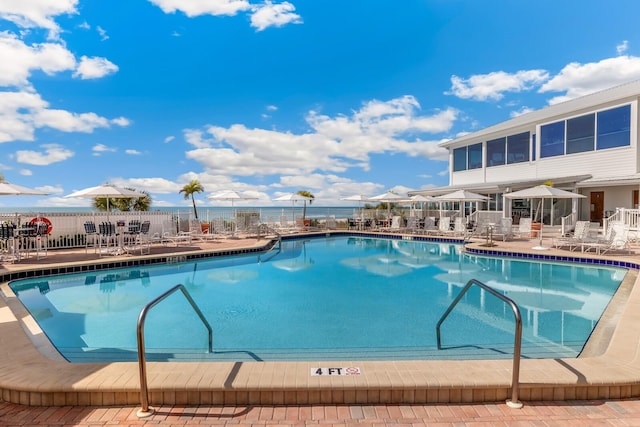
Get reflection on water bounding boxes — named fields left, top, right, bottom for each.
left=10, top=236, right=625, bottom=362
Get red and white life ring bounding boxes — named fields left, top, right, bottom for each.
left=29, top=217, right=52, bottom=234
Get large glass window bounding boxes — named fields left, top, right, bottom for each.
left=506, top=132, right=529, bottom=164
left=468, top=143, right=483, bottom=169
left=597, top=104, right=631, bottom=149
left=566, top=113, right=594, bottom=154
left=540, top=121, right=565, bottom=158
left=453, top=147, right=467, bottom=172
left=486, top=137, right=505, bottom=166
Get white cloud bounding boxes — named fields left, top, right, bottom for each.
left=92, top=143, right=117, bottom=156
left=185, top=96, right=454, bottom=178
left=250, top=1, right=302, bottom=31
left=510, top=106, right=534, bottom=118
left=73, top=55, right=118, bottom=79
left=111, top=116, right=131, bottom=127
left=15, top=143, right=74, bottom=165
left=0, top=0, right=78, bottom=40
left=0, top=91, right=125, bottom=143
left=125, top=149, right=142, bottom=155
left=96, top=26, right=109, bottom=41
left=0, top=31, right=76, bottom=88
left=539, top=56, right=640, bottom=104
left=447, top=69, right=549, bottom=101
left=148, top=0, right=251, bottom=17
left=164, top=135, right=175, bottom=143
left=19, top=168, right=31, bottom=176
left=617, top=40, right=629, bottom=55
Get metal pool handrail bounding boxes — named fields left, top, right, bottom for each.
left=436, top=278, right=523, bottom=409
left=136, top=284, right=213, bottom=417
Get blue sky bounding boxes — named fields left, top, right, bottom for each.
left=3, top=1, right=640, bottom=209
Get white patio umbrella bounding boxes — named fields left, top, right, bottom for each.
left=0, top=181, right=48, bottom=196
left=64, top=184, right=147, bottom=212
left=435, top=189, right=489, bottom=220
left=340, top=194, right=370, bottom=219
left=208, top=190, right=258, bottom=235
left=273, top=193, right=312, bottom=223
left=504, top=185, right=586, bottom=250
left=367, top=191, right=410, bottom=219
left=208, top=190, right=258, bottom=216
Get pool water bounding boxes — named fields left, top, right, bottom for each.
left=10, top=236, right=625, bottom=362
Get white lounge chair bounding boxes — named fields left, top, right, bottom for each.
left=160, top=219, right=192, bottom=246
left=581, top=221, right=630, bottom=254
left=513, top=218, right=532, bottom=239
left=189, top=219, right=218, bottom=241
left=553, top=220, right=590, bottom=251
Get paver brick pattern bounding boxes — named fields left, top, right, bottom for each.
left=2, top=400, right=640, bottom=426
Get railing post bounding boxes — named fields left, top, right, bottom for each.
left=136, top=284, right=213, bottom=418
left=436, top=278, right=523, bottom=409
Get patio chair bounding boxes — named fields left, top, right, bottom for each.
left=380, top=215, right=403, bottom=233
left=493, top=217, right=514, bottom=241
left=160, top=219, right=192, bottom=246
left=97, top=222, right=119, bottom=256
left=581, top=221, right=630, bottom=255
left=513, top=217, right=533, bottom=239
left=437, top=216, right=451, bottom=235
left=126, top=220, right=152, bottom=255
left=83, top=221, right=99, bottom=254
left=189, top=219, right=217, bottom=241
left=552, top=220, right=591, bottom=251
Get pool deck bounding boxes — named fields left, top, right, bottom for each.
left=2, top=231, right=640, bottom=412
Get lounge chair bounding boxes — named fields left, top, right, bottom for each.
left=581, top=221, right=630, bottom=254
left=160, top=219, right=192, bottom=246
left=552, top=220, right=590, bottom=250
left=189, top=219, right=218, bottom=241
left=437, top=216, right=451, bottom=235
left=493, top=217, right=514, bottom=241
left=513, top=218, right=532, bottom=239
left=380, top=215, right=403, bottom=233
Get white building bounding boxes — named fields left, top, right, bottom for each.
left=411, top=79, right=640, bottom=227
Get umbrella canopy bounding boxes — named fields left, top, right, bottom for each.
left=208, top=190, right=258, bottom=206
left=504, top=185, right=585, bottom=250
left=273, top=193, right=313, bottom=223
left=367, top=191, right=410, bottom=218
left=64, top=184, right=146, bottom=211
left=0, top=181, right=48, bottom=196
left=367, top=191, right=410, bottom=203
left=273, top=193, right=312, bottom=202
left=340, top=194, right=370, bottom=219
left=435, top=189, right=489, bottom=202
left=503, top=185, right=586, bottom=199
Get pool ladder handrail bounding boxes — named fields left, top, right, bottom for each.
left=436, top=278, right=523, bottom=409
left=136, top=284, right=213, bottom=418
left=258, top=226, right=282, bottom=263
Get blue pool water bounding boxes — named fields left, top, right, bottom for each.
left=10, top=236, right=625, bottom=362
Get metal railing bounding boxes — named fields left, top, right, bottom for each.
left=436, top=278, right=523, bottom=409
left=258, top=225, right=282, bottom=263
left=136, top=284, right=212, bottom=417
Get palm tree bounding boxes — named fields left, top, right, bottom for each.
left=297, top=190, right=315, bottom=220
left=180, top=180, right=205, bottom=220
left=92, top=189, right=152, bottom=212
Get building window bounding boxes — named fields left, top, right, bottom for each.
left=453, top=147, right=467, bottom=171
left=507, top=132, right=530, bottom=164
left=540, top=121, right=565, bottom=158
left=597, top=104, right=631, bottom=149
left=566, top=113, right=594, bottom=154
left=468, top=143, right=483, bottom=169
left=486, top=137, right=505, bottom=166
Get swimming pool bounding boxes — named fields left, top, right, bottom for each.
left=10, top=236, right=625, bottom=363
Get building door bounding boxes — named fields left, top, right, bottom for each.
left=590, top=192, right=604, bottom=223
left=634, top=190, right=638, bottom=209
